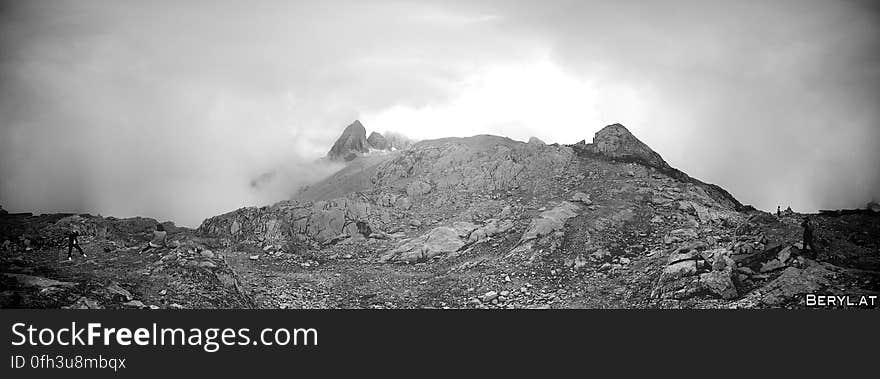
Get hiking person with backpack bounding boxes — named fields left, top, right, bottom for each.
left=67, top=229, right=87, bottom=261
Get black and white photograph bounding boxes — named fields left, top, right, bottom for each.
left=1, top=2, right=879, bottom=369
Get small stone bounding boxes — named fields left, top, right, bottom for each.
left=122, top=300, right=146, bottom=308
left=571, top=191, right=592, bottom=205
left=590, top=250, right=612, bottom=263
left=778, top=247, right=793, bottom=263
left=760, top=259, right=786, bottom=273
left=481, top=291, right=499, bottom=302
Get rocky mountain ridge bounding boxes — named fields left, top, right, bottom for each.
left=2, top=122, right=878, bottom=309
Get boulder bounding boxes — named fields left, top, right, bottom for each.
left=700, top=268, right=739, bottom=299
left=381, top=227, right=465, bottom=263
left=572, top=255, right=589, bottom=271
left=571, top=192, right=592, bottom=205
left=452, top=222, right=478, bottom=238
left=466, top=219, right=514, bottom=244
left=667, top=241, right=708, bottom=264
left=105, top=282, right=133, bottom=302
left=756, top=264, right=834, bottom=306
left=63, top=297, right=103, bottom=310
left=520, top=202, right=580, bottom=243
left=590, top=250, right=612, bottom=263
left=481, top=291, right=499, bottom=302
left=406, top=181, right=433, bottom=197
left=395, top=197, right=412, bottom=210
left=760, top=259, right=786, bottom=273
left=122, top=300, right=146, bottom=308
left=2, top=273, right=75, bottom=289
left=661, top=260, right=699, bottom=282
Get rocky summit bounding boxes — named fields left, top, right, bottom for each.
left=2, top=123, right=878, bottom=309
left=327, top=120, right=371, bottom=161
left=582, top=123, right=670, bottom=170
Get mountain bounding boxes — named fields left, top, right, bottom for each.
left=2, top=123, right=878, bottom=309
left=327, top=120, right=415, bottom=161
left=327, top=120, right=371, bottom=161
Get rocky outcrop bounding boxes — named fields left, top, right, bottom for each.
left=198, top=197, right=391, bottom=245
left=327, top=120, right=371, bottom=161
left=520, top=202, right=580, bottom=244
left=379, top=226, right=464, bottom=263
left=748, top=263, right=834, bottom=306
left=584, top=124, right=669, bottom=170
left=367, top=132, right=389, bottom=150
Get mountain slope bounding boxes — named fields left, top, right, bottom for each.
left=2, top=123, right=877, bottom=309
left=195, top=123, right=878, bottom=308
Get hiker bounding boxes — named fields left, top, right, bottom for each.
left=776, top=206, right=781, bottom=217
left=801, top=217, right=817, bottom=256
left=67, top=230, right=87, bottom=261
left=140, top=224, right=168, bottom=254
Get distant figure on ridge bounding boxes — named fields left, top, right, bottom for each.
left=66, top=229, right=87, bottom=261
left=801, top=217, right=817, bottom=256
left=776, top=206, right=781, bottom=217
left=140, top=224, right=168, bottom=254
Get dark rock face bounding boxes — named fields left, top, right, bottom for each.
left=327, top=120, right=370, bottom=160
left=585, top=124, right=669, bottom=170
left=367, top=132, right=389, bottom=150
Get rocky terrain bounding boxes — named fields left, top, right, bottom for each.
left=2, top=122, right=878, bottom=309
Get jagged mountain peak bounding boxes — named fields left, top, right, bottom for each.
left=327, top=120, right=370, bottom=161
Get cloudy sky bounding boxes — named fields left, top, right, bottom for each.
left=1, top=0, right=878, bottom=226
